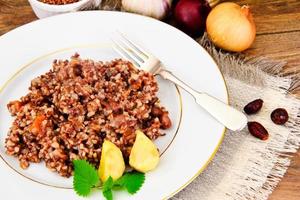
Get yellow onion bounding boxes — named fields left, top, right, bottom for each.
left=206, top=2, right=256, bottom=52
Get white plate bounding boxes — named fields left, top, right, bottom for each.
left=0, top=11, right=227, bottom=200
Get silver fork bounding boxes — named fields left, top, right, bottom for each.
left=111, top=33, right=247, bottom=131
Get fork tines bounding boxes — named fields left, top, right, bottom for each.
left=111, top=32, right=149, bottom=67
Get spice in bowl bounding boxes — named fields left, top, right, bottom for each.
left=28, top=0, right=100, bottom=19
left=39, top=0, right=79, bottom=5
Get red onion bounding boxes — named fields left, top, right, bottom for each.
left=174, top=0, right=211, bottom=37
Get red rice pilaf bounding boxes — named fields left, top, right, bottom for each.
left=5, top=54, right=171, bottom=177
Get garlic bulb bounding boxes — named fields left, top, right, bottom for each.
left=122, top=0, right=172, bottom=20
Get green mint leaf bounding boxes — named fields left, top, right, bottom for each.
left=73, top=160, right=100, bottom=197
left=114, top=172, right=145, bottom=194
left=102, top=177, right=114, bottom=200
left=103, top=189, right=113, bottom=200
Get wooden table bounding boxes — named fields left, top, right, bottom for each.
left=0, top=0, right=299, bottom=199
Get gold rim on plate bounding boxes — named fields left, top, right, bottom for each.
left=164, top=43, right=229, bottom=199
left=0, top=44, right=183, bottom=189
left=0, top=43, right=229, bottom=199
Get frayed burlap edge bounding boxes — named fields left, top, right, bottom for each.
left=172, top=34, right=300, bottom=200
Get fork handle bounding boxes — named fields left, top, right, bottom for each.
left=159, top=70, right=247, bottom=131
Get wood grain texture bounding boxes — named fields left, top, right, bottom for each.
left=0, top=0, right=37, bottom=35
left=233, top=0, right=300, bottom=75
left=236, top=0, right=300, bottom=34
left=0, top=0, right=300, bottom=199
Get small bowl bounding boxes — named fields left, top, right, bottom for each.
left=28, top=0, right=102, bottom=18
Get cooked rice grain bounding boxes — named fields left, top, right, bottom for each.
left=5, top=54, right=171, bottom=177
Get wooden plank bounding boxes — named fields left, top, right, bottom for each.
left=0, top=0, right=37, bottom=35
left=246, top=31, right=300, bottom=72
left=269, top=151, right=300, bottom=200
left=245, top=31, right=300, bottom=96
left=233, top=0, right=300, bottom=34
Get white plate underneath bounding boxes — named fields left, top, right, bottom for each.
left=0, top=11, right=228, bottom=200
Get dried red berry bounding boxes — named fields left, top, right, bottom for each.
left=244, top=99, right=263, bottom=115
left=160, top=113, right=172, bottom=129
left=247, top=121, right=269, bottom=140
left=151, top=106, right=163, bottom=117
left=271, top=108, right=289, bottom=125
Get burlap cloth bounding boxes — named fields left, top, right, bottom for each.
left=171, top=36, right=300, bottom=200
left=98, top=2, right=300, bottom=199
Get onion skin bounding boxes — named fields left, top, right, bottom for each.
left=206, top=2, right=256, bottom=52
left=174, top=0, right=211, bottom=37
left=122, top=0, right=172, bottom=20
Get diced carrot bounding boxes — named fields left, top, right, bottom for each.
left=29, top=114, right=46, bottom=134
left=13, top=101, right=23, bottom=111
left=7, top=100, right=23, bottom=114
